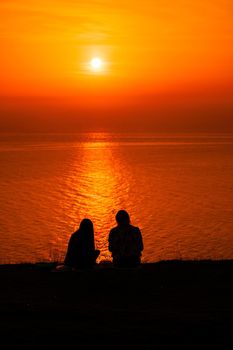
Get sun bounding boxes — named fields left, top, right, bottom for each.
left=90, top=57, right=102, bottom=71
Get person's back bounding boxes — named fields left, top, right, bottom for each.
left=108, top=210, right=143, bottom=267
left=64, top=218, right=100, bottom=269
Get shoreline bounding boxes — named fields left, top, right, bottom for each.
left=1, top=259, right=233, bottom=347
left=1, top=257, right=233, bottom=267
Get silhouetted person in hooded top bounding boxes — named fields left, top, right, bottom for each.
left=64, top=218, right=100, bottom=269
left=108, top=210, right=143, bottom=268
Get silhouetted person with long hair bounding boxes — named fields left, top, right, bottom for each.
left=64, top=218, right=100, bottom=269
left=108, top=210, right=143, bottom=268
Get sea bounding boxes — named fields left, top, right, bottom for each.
left=0, top=132, right=232, bottom=264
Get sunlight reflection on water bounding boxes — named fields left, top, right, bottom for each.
left=0, top=132, right=233, bottom=264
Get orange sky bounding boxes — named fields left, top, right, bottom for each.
left=0, top=0, right=233, bottom=132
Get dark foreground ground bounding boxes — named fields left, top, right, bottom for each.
left=1, top=260, right=233, bottom=349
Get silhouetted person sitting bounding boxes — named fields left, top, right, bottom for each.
left=108, top=210, right=143, bottom=268
left=64, top=218, right=100, bottom=269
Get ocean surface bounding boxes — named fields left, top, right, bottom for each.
left=0, top=132, right=232, bottom=264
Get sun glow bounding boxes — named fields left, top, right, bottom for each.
left=90, top=57, right=103, bottom=71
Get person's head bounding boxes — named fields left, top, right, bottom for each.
left=116, top=210, right=130, bottom=226
left=79, top=218, right=94, bottom=233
